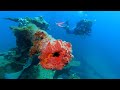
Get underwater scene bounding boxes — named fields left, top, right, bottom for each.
left=0, top=11, right=120, bottom=79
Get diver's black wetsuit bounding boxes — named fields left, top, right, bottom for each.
left=63, top=19, right=93, bottom=36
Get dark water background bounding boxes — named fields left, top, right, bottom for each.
left=0, top=11, right=120, bottom=79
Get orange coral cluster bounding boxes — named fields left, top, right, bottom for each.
left=30, top=30, right=73, bottom=70
left=38, top=40, right=73, bottom=70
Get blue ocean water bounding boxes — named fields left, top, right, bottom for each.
left=0, top=11, right=120, bottom=79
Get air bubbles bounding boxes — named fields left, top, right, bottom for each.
left=85, top=14, right=88, bottom=17
left=78, top=11, right=84, bottom=18
left=94, top=19, right=96, bottom=22
left=78, top=11, right=83, bottom=14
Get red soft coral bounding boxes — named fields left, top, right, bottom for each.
left=38, top=40, right=73, bottom=70
left=29, top=30, right=73, bottom=70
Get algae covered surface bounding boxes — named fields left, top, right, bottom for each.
left=0, top=11, right=97, bottom=79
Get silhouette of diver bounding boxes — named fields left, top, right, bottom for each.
left=56, top=19, right=93, bottom=36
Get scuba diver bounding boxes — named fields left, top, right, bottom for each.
left=56, top=19, right=93, bottom=36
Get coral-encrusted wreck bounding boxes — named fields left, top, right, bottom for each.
left=30, top=30, right=73, bottom=70
left=2, top=16, right=80, bottom=79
